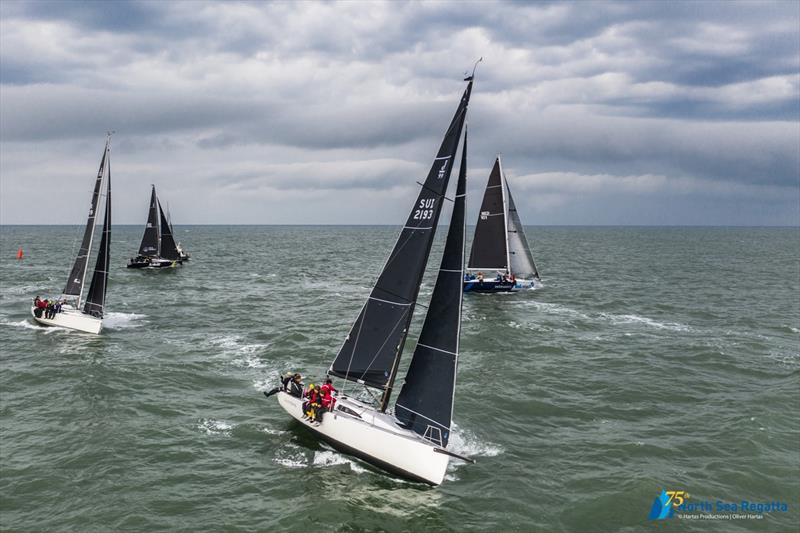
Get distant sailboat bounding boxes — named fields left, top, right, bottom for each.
left=31, top=134, right=112, bottom=334
left=127, top=185, right=188, bottom=268
left=463, top=156, right=540, bottom=292
left=271, top=73, right=477, bottom=485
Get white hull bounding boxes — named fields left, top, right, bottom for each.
left=31, top=305, right=102, bottom=334
left=277, top=392, right=450, bottom=485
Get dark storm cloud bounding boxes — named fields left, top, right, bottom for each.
left=1, top=0, right=797, bottom=225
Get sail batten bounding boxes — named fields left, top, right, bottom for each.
left=62, top=141, right=108, bottom=301
left=395, top=126, right=469, bottom=447
left=329, top=81, right=472, bottom=403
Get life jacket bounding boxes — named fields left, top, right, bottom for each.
left=320, top=383, right=337, bottom=408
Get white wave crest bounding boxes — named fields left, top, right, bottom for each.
left=604, top=313, right=690, bottom=331
left=0, top=318, right=66, bottom=334
left=448, top=423, right=502, bottom=458
left=103, top=312, right=147, bottom=329
left=197, top=418, right=233, bottom=436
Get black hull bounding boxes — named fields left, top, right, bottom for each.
left=463, top=279, right=515, bottom=292
left=126, top=257, right=181, bottom=269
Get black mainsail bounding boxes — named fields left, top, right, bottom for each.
left=83, top=152, right=111, bottom=318
left=329, top=80, right=473, bottom=410
left=63, top=140, right=108, bottom=300
left=157, top=198, right=180, bottom=261
left=395, top=126, right=468, bottom=447
left=138, top=186, right=160, bottom=257
left=467, top=158, right=508, bottom=272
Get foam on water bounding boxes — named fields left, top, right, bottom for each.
left=104, top=312, right=147, bottom=329
left=602, top=312, right=691, bottom=332
left=0, top=318, right=67, bottom=334
left=448, top=422, right=502, bottom=458
left=197, top=418, right=234, bottom=436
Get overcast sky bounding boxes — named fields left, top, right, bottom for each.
left=1, top=0, right=798, bottom=225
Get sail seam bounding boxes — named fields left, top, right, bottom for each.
left=416, top=342, right=458, bottom=356
left=394, top=404, right=448, bottom=430
left=368, top=296, right=412, bottom=306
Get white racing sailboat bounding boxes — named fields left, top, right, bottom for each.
left=463, top=156, right=541, bottom=292
left=272, top=72, right=477, bottom=485
left=31, top=134, right=113, bottom=334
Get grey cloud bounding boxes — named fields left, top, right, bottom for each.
left=1, top=0, right=798, bottom=226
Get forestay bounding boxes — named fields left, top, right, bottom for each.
left=395, top=126, right=468, bottom=447
left=329, top=81, right=473, bottom=405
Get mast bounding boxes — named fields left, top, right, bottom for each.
left=62, top=137, right=108, bottom=306
left=83, top=135, right=112, bottom=318
left=395, top=124, right=468, bottom=447
left=328, top=78, right=473, bottom=411
left=498, top=157, right=512, bottom=275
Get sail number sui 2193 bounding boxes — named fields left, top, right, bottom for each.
left=413, top=198, right=436, bottom=220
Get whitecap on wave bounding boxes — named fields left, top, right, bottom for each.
left=0, top=318, right=66, bottom=334
left=104, top=312, right=147, bottom=329
left=602, top=313, right=690, bottom=332
left=197, top=418, right=234, bottom=436
left=448, top=422, right=503, bottom=459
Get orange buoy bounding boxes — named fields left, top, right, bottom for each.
left=16, top=248, right=24, bottom=260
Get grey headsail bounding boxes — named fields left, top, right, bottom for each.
left=468, top=158, right=508, bottom=272
left=506, top=180, right=540, bottom=280
left=63, top=140, right=108, bottom=299
left=83, top=147, right=111, bottom=318
left=138, top=185, right=160, bottom=257
left=329, top=80, right=473, bottom=407
left=157, top=198, right=180, bottom=261
left=395, top=126, right=468, bottom=448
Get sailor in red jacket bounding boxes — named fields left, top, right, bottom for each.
left=320, top=378, right=337, bottom=410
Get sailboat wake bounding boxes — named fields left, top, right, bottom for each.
left=103, top=312, right=147, bottom=330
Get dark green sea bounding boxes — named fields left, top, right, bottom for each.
left=1, top=225, right=798, bottom=532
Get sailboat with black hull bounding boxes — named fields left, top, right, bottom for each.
left=271, top=72, right=477, bottom=485
left=31, top=134, right=113, bottom=334
left=127, top=185, right=187, bottom=268
left=463, top=156, right=540, bottom=292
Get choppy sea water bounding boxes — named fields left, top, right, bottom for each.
left=0, top=225, right=798, bottom=532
